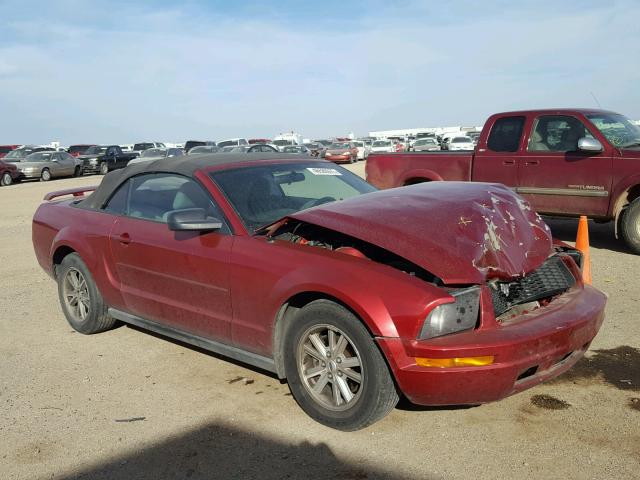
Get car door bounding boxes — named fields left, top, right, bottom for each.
left=106, top=173, right=234, bottom=342
left=58, top=152, right=76, bottom=176
left=472, top=115, right=525, bottom=187
left=517, top=114, right=613, bottom=217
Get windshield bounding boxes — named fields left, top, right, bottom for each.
left=68, top=145, right=93, bottom=154
left=586, top=113, right=640, bottom=148
left=329, top=143, right=350, bottom=149
left=372, top=141, right=390, bottom=147
left=85, top=146, right=108, bottom=155
left=210, top=162, right=376, bottom=231
left=452, top=137, right=471, bottom=143
left=415, top=139, right=435, bottom=145
left=217, top=140, right=239, bottom=148
left=273, top=140, right=294, bottom=146
left=141, top=148, right=166, bottom=158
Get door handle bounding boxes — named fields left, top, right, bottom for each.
left=116, top=233, right=131, bottom=245
left=502, top=159, right=516, bottom=166
left=525, top=160, right=539, bottom=166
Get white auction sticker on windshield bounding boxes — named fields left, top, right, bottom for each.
left=307, top=167, right=342, bottom=176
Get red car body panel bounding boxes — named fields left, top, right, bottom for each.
left=32, top=157, right=606, bottom=407
left=366, top=109, right=640, bottom=220
left=0, top=160, right=19, bottom=181
left=291, top=182, right=552, bottom=283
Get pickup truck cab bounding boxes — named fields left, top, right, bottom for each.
left=366, top=109, right=640, bottom=254
left=79, top=145, right=138, bottom=175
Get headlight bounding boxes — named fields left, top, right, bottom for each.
left=89, top=158, right=98, bottom=164
left=418, top=286, right=481, bottom=339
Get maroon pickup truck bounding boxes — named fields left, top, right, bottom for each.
left=366, top=109, right=640, bottom=254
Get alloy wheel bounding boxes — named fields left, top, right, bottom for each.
left=62, top=268, right=90, bottom=322
left=297, top=324, right=364, bottom=411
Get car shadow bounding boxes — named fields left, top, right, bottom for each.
left=542, top=216, right=633, bottom=254
left=56, top=421, right=430, bottom=480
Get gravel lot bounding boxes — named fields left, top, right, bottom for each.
left=1, top=165, right=638, bottom=480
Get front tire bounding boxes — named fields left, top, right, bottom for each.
left=100, top=162, right=109, bottom=175
left=284, top=300, right=399, bottom=431
left=57, top=253, right=116, bottom=334
left=1, top=172, right=12, bottom=186
left=620, top=198, right=640, bottom=254
left=41, top=168, right=51, bottom=182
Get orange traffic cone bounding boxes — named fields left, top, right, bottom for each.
left=575, top=216, right=592, bottom=285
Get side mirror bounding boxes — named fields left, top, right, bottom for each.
left=166, top=208, right=222, bottom=232
left=578, top=137, right=603, bottom=153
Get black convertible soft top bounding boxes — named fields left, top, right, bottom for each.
left=80, top=153, right=320, bottom=209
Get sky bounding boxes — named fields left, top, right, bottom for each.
left=1, top=0, right=639, bottom=144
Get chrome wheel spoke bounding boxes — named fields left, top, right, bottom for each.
left=340, top=356, right=360, bottom=369
left=304, top=365, right=325, bottom=380
left=334, top=334, right=348, bottom=356
left=303, top=344, right=324, bottom=362
left=312, top=372, right=330, bottom=394
left=331, top=379, right=342, bottom=406
left=336, top=376, right=353, bottom=403
left=341, top=368, right=362, bottom=384
left=309, top=333, right=328, bottom=358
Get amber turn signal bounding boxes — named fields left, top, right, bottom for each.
left=415, top=356, right=494, bottom=368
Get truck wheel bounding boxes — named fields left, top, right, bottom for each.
left=99, top=162, right=109, bottom=175
left=283, top=300, right=399, bottom=431
left=57, top=253, right=116, bottom=334
left=41, top=168, right=51, bottom=182
left=1, top=172, right=12, bottom=186
left=620, top=198, right=640, bottom=254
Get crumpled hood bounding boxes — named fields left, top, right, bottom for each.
left=289, top=182, right=553, bottom=284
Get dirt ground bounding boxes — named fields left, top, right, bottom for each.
left=1, top=165, right=638, bottom=480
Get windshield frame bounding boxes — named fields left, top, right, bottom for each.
left=586, top=113, right=640, bottom=148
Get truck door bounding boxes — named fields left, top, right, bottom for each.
left=517, top=114, right=612, bottom=217
left=472, top=115, right=526, bottom=188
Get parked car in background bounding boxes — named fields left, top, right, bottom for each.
left=351, top=140, right=370, bottom=161
left=128, top=148, right=185, bottom=165
left=9, top=151, right=81, bottom=181
left=325, top=142, right=358, bottom=163
left=366, top=108, right=640, bottom=254
left=0, top=145, right=20, bottom=159
left=0, top=159, right=19, bottom=185
left=79, top=145, right=138, bottom=175
left=247, top=144, right=279, bottom=153
left=3, top=145, right=55, bottom=162
left=412, top=138, right=440, bottom=152
left=67, top=144, right=97, bottom=157
left=282, top=145, right=311, bottom=155
left=370, top=140, right=395, bottom=153
left=133, top=142, right=165, bottom=155
left=248, top=138, right=272, bottom=145
left=304, top=143, right=325, bottom=157
left=120, top=144, right=134, bottom=152
left=447, top=136, right=475, bottom=151
left=217, top=138, right=249, bottom=148
left=33, top=155, right=606, bottom=431
left=188, top=145, right=221, bottom=155
left=184, top=140, right=216, bottom=153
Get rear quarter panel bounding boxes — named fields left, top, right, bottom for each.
left=365, top=152, right=473, bottom=189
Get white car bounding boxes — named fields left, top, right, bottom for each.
left=370, top=140, right=395, bottom=153
left=412, top=138, right=441, bottom=151
left=351, top=141, right=370, bottom=160
left=447, top=136, right=475, bottom=151
left=217, top=138, right=249, bottom=148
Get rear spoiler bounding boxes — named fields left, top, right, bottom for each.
left=43, top=186, right=97, bottom=201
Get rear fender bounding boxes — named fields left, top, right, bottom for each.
left=399, top=169, right=443, bottom=185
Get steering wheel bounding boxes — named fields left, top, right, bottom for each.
left=301, top=196, right=336, bottom=210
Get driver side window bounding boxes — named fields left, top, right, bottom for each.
left=528, top=115, right=595, bottom=152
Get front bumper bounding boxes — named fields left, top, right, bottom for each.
left=377, top=284, right=606, bottom=405
left=17, top=170, right=41, bottom=179
left=83, top=163, right=101, bottom=174
left=325, top=155, right=351, bottom=163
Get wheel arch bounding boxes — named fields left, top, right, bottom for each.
left=271, top=291, right=384, bottom=379
left=613, top=183, right=640, bottom=237
left=52, top=244, right=77, bottom=278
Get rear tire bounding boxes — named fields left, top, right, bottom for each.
left=1, top=172, right=12, bottom=186
left=57, top=253, right=116, bottom=334
left=100, top=162, right=109, bottom=175
left=284, top=300, right=399, bottom=431
left=620, top=198, right=640, bottom=254
left=41, top=168, right=51, bottom=182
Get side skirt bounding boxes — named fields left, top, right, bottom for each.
left=108, top=308, right=277, bottom=374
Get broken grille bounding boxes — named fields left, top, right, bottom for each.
left=490, top=256, right=576, bottom=318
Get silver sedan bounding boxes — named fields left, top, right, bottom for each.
left=9, top=151, right=81, bottom=181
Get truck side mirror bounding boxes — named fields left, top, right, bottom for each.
left=577, top=137, right=603, bottom=153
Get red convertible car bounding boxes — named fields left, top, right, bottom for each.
left=32, top=154, right=606, bottom=430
